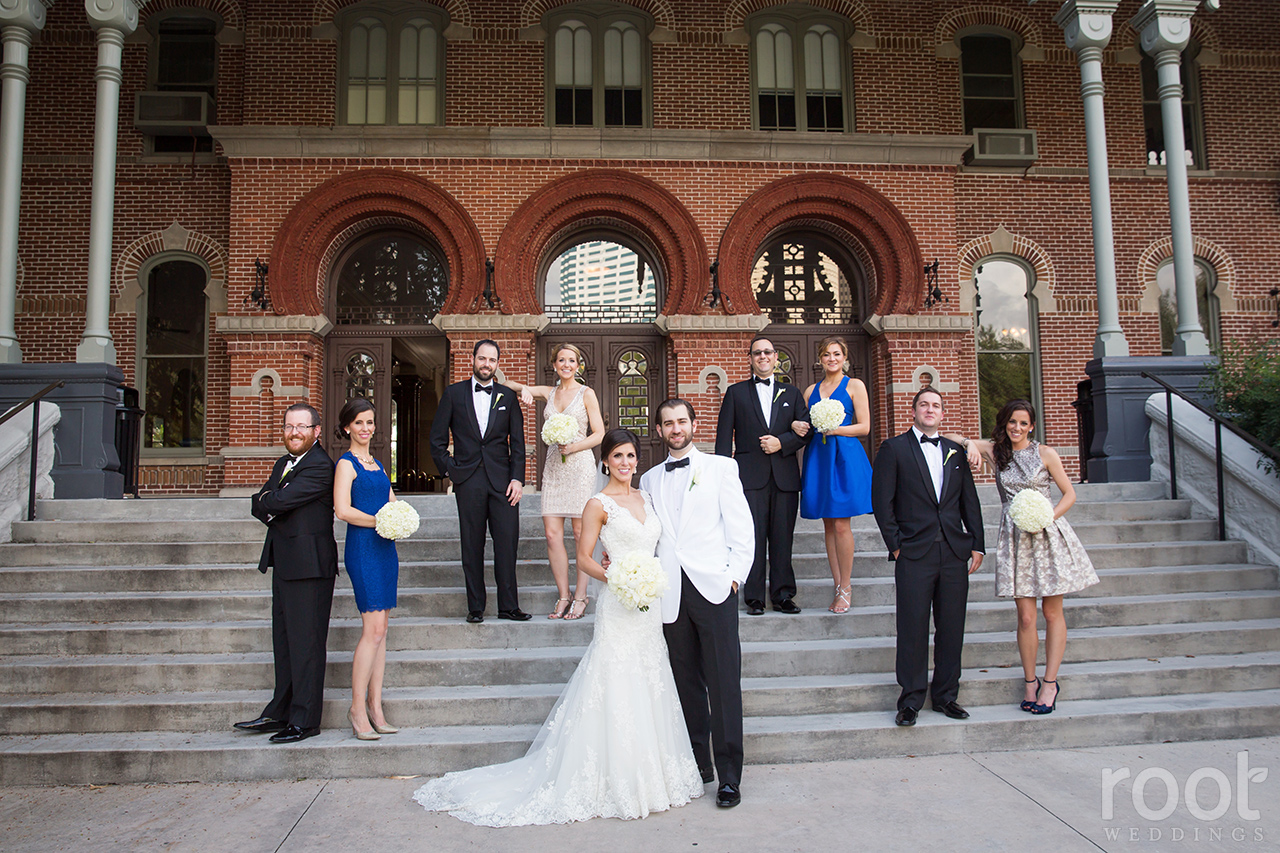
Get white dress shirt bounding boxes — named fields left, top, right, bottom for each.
left=662, top=455, right=692, bottom=521
left=472, top=380, right=494, bottom=435
left=753, top=376, right=773, bottom=427
left=912, top=426, right=944, bottom=501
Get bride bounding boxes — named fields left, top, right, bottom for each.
left=413, top=428, right=704, bottom=825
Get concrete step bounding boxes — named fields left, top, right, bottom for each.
left=4, top=652, right=1276, bottom=736
left=2, top=687, right=1275, bottom=786
left=4, top=618, right=1277, bottom=695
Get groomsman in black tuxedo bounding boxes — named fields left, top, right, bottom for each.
left=871, top=386, right=984, bottom=727
left=237, top=402, right=338, bottom=744
left=430, top=339, right=529, bottom=623
left=715, top=335, right=808, bottom=615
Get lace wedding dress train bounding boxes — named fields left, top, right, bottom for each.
left=413, top=491, right=703, bottom=826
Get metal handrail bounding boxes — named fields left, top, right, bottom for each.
left=1140, top=371, right=1280, bottom=541
left=0, top=380, right=65, bottom=521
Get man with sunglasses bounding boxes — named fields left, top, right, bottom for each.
left=236, top=403, right=338, bottom=744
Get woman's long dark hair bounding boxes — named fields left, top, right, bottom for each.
left=991, top=399, right=1036, bottom=471
left=599, top=428, right=641, bottom=475
left=334, top=396, right=376, bottom=443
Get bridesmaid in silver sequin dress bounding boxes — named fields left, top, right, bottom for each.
left=505, top=344, right=605, bottom=620
left=950, top=399, right=1098, bottom=716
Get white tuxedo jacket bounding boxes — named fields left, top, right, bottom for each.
left=640, top=446, right=755, bottom=624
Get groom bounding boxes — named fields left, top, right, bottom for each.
left=641, top=398, right=754, bottom=809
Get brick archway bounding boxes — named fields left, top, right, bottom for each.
left=718, top=173, right=925, bottom=317
left=267, top=170, right=486, bottom=317
left=494, top=169, right=710, bottom=316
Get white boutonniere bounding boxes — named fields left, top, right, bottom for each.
left=688, top=468, right=701, bottom=491
left=944, top=447, right=958, bottom=465
left=491, top=392, right=501, bottom=410
left=772, top=386, right=785, bottom=404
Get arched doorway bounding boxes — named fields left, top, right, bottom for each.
left=750, top=229, right=876, bottom=453
left=536, top=226, right=665, bottom=477
left=324, top=229, right=450, bottom=491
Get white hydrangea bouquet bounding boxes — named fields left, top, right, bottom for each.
left=541, top=412, right=578, bottom=462
left=809, top=398, right=846, bottom=444
left=608, top=550, right=669, bottom=612
left=1008, top=489, right=1054, bottom=534
left=374, top=500, right=420, bottom=540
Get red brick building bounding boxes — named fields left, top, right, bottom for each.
left=1, top=0, right=1276, bottom=495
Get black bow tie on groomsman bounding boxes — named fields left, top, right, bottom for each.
left=752, top=375, right=771, bottom=385
left=475, top=384, right=493, bottom=394
left=665, top=457, right=691, bottom=472
left=919, top=434, right=941, bottom=446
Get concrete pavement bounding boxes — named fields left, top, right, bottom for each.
left=2, top=736, right=1275, bottom=852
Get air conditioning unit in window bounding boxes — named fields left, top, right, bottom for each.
left=965, top=128, right=1038, bottom=167
left=134, top=91, right=213, bottom=135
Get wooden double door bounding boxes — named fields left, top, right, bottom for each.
left=532, top=330, right=665, bottom=483
left=762, top=326, right=876, bottom=454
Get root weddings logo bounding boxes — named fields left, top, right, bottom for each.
left=1101, top=751, right=1269, bottom=844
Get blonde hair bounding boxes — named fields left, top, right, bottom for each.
left=549, top=343, right=585, bottom=371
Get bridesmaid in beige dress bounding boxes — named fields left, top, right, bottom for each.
left=949, top=399, right=1098, bottom=715
left=505, top=344, right=605, bottom=619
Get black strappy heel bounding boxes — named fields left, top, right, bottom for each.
left=1030, top=679, right=1059, bottom=715
left=1020, top=677, right=1041, bottom=712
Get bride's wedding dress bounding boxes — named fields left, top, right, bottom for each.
left=413, top=490, right=703, bottom=825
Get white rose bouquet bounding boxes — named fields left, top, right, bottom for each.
left=608, top=550, right=668, bottom=612
left=809, top=398, right=846, bottom=444
left=1008, top=489, right=1055, bottom=534
left=374, top=500, right=420, bottom=540
left=542, top=412, right=578, bottom=462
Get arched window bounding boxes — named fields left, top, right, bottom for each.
left=1142, top=41, right=1206, bottom=168
left=334, top=232, right=449, bottom=325
left=959, top=32, right=1023, bottom=133
left=339, top=2, right=446, bottom=126
left=749, top=10, right=851, bottom=132
left=750, top=236, right=863, bottom=325
left=543, top=239, right=658, bottom=323
left=137, top=257, right=208, bottom=451
left=1157, top=258, right=1219, bottom=354
left=974, top=258, right=1041, bottom=439
left=546, top=4, right=651, bottom=128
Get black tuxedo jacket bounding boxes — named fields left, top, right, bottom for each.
left=429, top=379, right=526, bottom=492
left=251, top=442, right=339, bottom=580
left=870, top=430, right=985, bottom=563
left=714, top=378, right=809, bottom=492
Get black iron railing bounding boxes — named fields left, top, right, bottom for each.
left=0, top=380, right=65, bottom=521
left=1141, top=372, right=1280, bottom=541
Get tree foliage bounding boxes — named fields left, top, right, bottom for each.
left=1206, top=337, right=1280, bottom=474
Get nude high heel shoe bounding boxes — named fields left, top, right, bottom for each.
left=347, top=709, right=381, bottom=741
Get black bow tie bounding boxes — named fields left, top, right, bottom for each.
left=753, top=375, right=771, bottom=385
left=475, top=384, right=493, bottom=394
left=919, top=434, right=941, bottom=446
left=665, top=457, right=690, bottom=472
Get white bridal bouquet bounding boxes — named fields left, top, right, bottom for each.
left=608, top=551, right=669, bottom=612
left=1009, top=489, right=1054, bottom=534
left=542, top=412, right=578, bottom=462
left=809, top=398, right=846, bottom=444
left=374, top=500, right=420, bottom=540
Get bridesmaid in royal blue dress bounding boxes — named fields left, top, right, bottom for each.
left=333, top=396, right=400, bottom=741
left=798, top=336, right=873, bottom=614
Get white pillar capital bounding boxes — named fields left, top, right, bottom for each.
left=1130, top=1, right=1199, bottom=56
left=84, top=0, right=140, bottom=35
left=1052, top=1, right=1122, bottom=53
left=0, top=0, right=52, bottom=33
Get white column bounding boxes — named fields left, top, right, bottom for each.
left=1131, top=0, right=1210, bottom=356
left=0, top=0, right=50, bottom=365
left=78, top=0, right=140, bottom=365
left=1052, top=0, right=1128, bottom=358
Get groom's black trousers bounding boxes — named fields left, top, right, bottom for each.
left=664, top=571, right=744, bottom=788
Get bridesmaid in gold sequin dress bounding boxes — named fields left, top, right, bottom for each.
left=949, top=399, right=1098, bottom=716
left=505, top=344, right=605, bottom=620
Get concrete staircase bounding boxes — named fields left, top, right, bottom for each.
left=1, top=483, right=1277, bottom=786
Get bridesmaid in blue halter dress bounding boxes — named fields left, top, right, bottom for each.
left=798, top=336, right=873, bottom=613
left=333, top=396, right=400, bottom=741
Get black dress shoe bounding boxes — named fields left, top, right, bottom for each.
left=772, top=599, right=801, bottom=614
left=700, top=766, right=715, bottom=784
left=233, top=716, right=286, bottom=733
left=497, top=608, right=532, bottom=621
left=745, top=600, right=765, bottom=615
left=269, top=725, right=321, bottom=743
left=895, top=708, right=918, bottom=727
left=932, top=700, right=970, bottom=720
left=715, top=783, right=741, bottom=808
left=466, top=611, right=484, bottom=623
